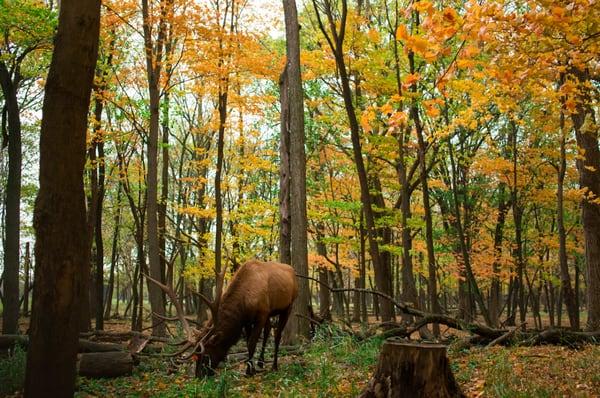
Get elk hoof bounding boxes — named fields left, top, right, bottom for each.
left=245, top=360, right=256, bottom=376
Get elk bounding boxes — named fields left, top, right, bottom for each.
left=146, top=260, right=298, bottom=376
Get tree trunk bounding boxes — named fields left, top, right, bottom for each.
left=557, top=78, right=579, bottom=330
left=360, top=340, right=464, bottom=398
left=141, top=0, right=172, bottom=337
left=409, top=47, right=439, bottom=335
left=490, top=185, right=509, bottom=327
left=104, top=184, right=122, bottom=319
left=22, top=242, right=30, bottom=316
left=278, top=68, right=291, bottom=266
left=24, top=1, right=101, bottom=396
left=570, top=67, right=600, bottom=331
left=0, top=62, right=22, bottom=335
left=283, top=0, right=311, bottom=342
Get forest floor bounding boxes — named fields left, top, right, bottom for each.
left=72, top=324, right=600, bottom=398
left=2, top=319, right=599, bottom=397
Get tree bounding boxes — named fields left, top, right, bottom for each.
left=24, top=0, right=101, bottom=395
left=0, top=0, right=54, bottom=335
left=282, top=0, right=311, bottom=341
left=140, top=0, right=174, bottom=337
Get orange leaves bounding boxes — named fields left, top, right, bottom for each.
left=403, top=72, right=421, bottom=88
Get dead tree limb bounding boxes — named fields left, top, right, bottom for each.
left=486, top=322, right=526, bottom=348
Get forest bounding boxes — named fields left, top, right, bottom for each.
left=0, top=0, right=599, bottom=396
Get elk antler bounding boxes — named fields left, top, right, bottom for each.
left=143, top=273, right=199, bottom=354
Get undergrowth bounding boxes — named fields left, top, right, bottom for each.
left=0, top=345, right=27, bottom=396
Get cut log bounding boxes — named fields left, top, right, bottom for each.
left=78, top=352, right=133, bottom=378
left=0, top=334, right=124, bottom=352
left=360, top=339, right=464, bottom=398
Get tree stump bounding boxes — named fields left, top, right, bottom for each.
left=78, top=352, right=133, bottom=378
left=360, top=339, right=464, bottom=398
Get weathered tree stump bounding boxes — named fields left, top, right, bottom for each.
left=78, top=352, right=134, bottom=378
left=361, top=339, right=464, bottom=398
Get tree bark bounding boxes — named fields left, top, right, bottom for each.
left=141, top=0, right=173, bottom=337
left=282, top=0, right=311, bottom=342
left=490, top=186, right=508, bottom=328
left=22, top=242, right=30, bottom=316
left=24, top=0, right=101, bottom=396
left=78, top=352, right=134, bottom=378
left=0, top=61, right=22, bottom=335
left=557, top=76, right=579, bottom=330
left=278, top=68, right=291, bottom=266
left=570, top=67, right=600, bottom=331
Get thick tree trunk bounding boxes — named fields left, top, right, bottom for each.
left=24, top=1, right=101, bottom=396
left=570, top=67, right=600, bottom=331
left=360, top=340, right=464, bottom=398
left=283, top=0, right=311, bottom=341
left=0, top=62, right=22, bottom=335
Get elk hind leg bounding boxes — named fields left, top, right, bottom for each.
left=257, top=318, right=272, bottom=369
left=272, top=307, right=292, bottom=371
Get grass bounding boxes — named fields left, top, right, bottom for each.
left=76, top=326, right=382, bottom=398
left=2, top=323, right=598, bottom=397
left=0, top=345, right=27, bottom=397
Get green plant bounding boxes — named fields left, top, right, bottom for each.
left=0, top=345, right=27, bottom=396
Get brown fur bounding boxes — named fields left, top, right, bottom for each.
left=196, top=260, right=298, bottom=376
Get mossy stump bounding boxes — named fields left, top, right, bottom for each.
left=360, top=339, right=464, bottom=398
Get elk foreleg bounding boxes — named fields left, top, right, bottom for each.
left=245, top=313, right=269, bottom=376
left=257, top=318, right=272, bottom=369
left=272, top=307, right=292, bottom=371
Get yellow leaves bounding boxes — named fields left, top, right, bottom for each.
left=404, top=34, right=430, bottom=56
left=403, top=72, right=421, bottom=88
left=396, top=24, right=409, bottom=41
left=564, top=97, right=578, bottom=113
left=360, top=108, right=376, bottom=132
left=550, top=6, right=566, bottom=19
left=412, top=1, right=433, bottom=14
left=423, top=99, right=441, bottom=117
left=442, top=7, right=458, bottom=23
left=388, top=110, right=408, bottom=129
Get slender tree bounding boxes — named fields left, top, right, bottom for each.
left=282, top=0, right=311, bottom=340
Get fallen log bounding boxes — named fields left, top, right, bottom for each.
left=78, top=352, right=133, bottom=378
left=0, top=335, right=124, bottom=353
left=524, top=328, right=600, bottom=347
left=360, top=338, right=464, bottom=398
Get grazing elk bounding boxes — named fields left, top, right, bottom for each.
left=147, top=260, right=298, bottom=376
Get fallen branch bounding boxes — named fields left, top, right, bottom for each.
left=486, top=322, right=526, bottom=348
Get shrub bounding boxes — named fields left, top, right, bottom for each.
left=0, top=345, right=27, bottom=396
